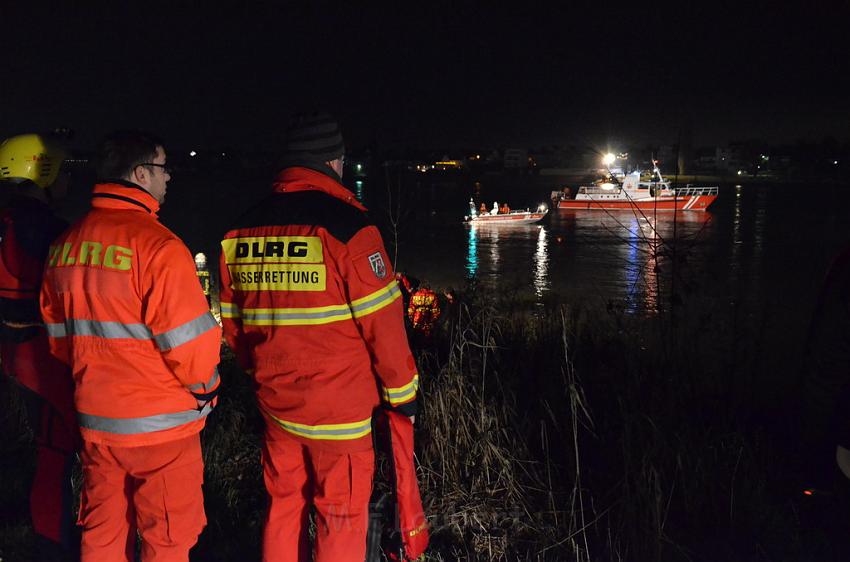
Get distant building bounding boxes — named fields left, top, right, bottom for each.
left=433, top=159, right=464, bottom=171
left=503, top=148, right=528, bottom=169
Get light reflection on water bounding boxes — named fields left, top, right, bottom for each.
left=533, top=226, right=549, bottom=298
left=465, top=224, right=505, bottom=281
left=622, top=217, right=645, bottom=313
left=464, top=223, right=548, bottom=297
left=385, top=181, right=850, bottom=318
left=456, top=210, right=715, bottom=310
left=623, top=216, right=662, bottom=313
left=730, top=184, right=743, bottom=286
left=466, top=224, right=478, bottom=277
left=603, top=211, right=704, bottom=313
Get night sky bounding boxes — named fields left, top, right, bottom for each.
left=4, top=2, right=847, bottom=151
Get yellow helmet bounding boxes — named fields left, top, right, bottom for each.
left=0, top=134, right=66, bottom=189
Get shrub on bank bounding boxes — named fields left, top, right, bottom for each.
left=0, top=286, right=837, bottom=561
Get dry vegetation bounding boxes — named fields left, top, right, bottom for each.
left=1, top=285, right=847, bottom=561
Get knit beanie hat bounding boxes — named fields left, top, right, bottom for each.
left=282, top=111, right=345, bottom=163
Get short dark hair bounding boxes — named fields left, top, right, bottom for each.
left=95, top=130, right=164, bottom=180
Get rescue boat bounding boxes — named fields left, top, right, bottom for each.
left=551, top=163, right=718, bottom=212
left=464, top=204, right=548, bottom=225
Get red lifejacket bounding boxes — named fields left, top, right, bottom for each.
left=407, top=288, right=441, bottom=336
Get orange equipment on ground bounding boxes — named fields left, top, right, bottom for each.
left=370, top=410, right=429, bottom=561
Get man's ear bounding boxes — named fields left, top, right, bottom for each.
left=130, top=164, right=148, bottom=187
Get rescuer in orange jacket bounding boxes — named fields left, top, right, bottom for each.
left=407, top=286, right=441, bottom=338
left=0, top=133, right=80, bottom=561
left=394, top=271, right=419, bottom=320
left=219, top=112, right=419, bottom=562
left=40, top=131, right=222, bottom=562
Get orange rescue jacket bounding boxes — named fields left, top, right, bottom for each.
left=40, top=181, right=222, bottom=447
left=219, top=167, right=417, bottom=451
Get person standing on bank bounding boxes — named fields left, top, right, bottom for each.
left=40, top=130, right=222, bottom=562
left=0, top=133, right=80, bottom=561
left=219, top=112, right=419, bottom=562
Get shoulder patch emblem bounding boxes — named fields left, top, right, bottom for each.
left=368, top=252, right=387, bottom=279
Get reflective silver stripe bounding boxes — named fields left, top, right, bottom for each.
left=187, top=368, right=220, bottom=392
left=243, top=307, right=352, bottom=323
left=263, top=409, right=372, bottom=440
left=382, top=374, right=419, bottom=405
left=276, top=418, right=372, bottom=438
left=66, top=319, right=152, bottom=339
left=350, top=283, right=401, bottom=318
left=78, top=403, right=212, bottom=435
left=154, top=312, right=218, bottom=350
left=385, top=387, right=416, bottom=399
left=45, top=323, right=67, bottom=337
left=220, top=302, right=240, bottom=318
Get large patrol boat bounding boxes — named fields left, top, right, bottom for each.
left=551, top=163, right=718, bottom=212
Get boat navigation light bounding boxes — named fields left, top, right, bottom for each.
left=537, top=203, right=547, bottom=212
left=602, top=153, right=616, bottom=166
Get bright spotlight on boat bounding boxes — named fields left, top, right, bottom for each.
left=538, top=203, right=547, bottom=212
left=190, top=150, right=197, bottom=157
left=602, top=153, right=616, bottom=166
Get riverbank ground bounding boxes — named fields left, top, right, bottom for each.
left=2, top=284, right=849, bottom=561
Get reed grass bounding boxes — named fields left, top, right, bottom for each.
left=0, top=287, right=834, bottom=561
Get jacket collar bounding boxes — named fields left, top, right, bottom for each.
left=272, top=167, right=367, bottom=211
left=91, top=180, right=160, bottom=217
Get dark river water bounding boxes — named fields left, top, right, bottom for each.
left=365, top=173, right=850, bottom=382
left=379, top=177, right=850, bottom=315
left=60, top=167, right=850, bottom=379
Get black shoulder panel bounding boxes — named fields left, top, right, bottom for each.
left=227, top=191, right=371, bottom=244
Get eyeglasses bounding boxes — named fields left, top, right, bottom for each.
left=139, top=163, right=172, bottom=175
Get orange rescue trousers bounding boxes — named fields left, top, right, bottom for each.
left=1, top=335, right=79, bottom=552
left=262, top=422, right=375, bottom=562
left=78, top=433, right=206, bottom=562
